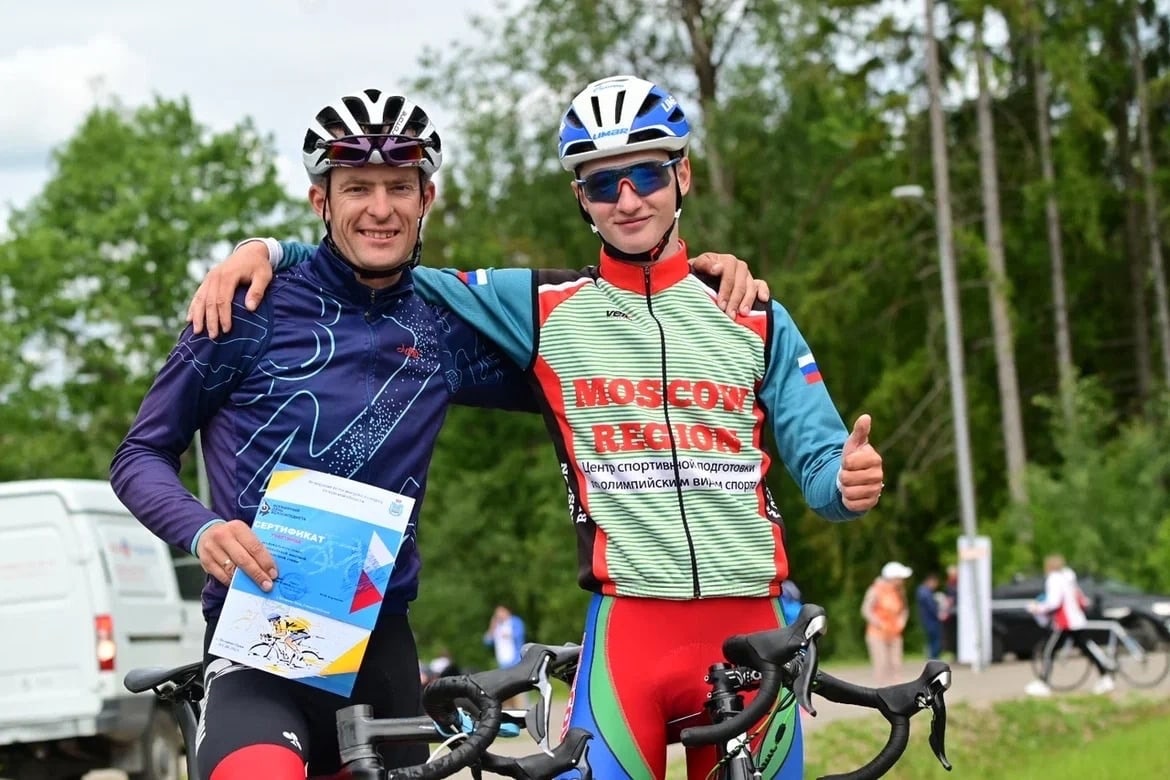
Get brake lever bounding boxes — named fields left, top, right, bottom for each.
left=793, top=613, right=826, bottom=717
left=928, top=689, right=952, bottom=771
left=523, top=654, right=555, bottom=751
left=577, top=748, right=593, bottom=780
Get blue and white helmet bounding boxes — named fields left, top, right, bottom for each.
left=557, top=76, right=690, bottom=172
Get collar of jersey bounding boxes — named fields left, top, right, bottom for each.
left=599, top=239, right=690, bottom=295
left=303, top=238, right=416, bottom=305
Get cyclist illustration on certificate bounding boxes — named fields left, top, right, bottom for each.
left=209, top=464, right=415, bottom=696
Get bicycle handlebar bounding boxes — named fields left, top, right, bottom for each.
left=338, top=676, right=500, bottom=780
left=339, top=643, right=591, bottom=780
left=479, top=727, right=592, bottom=779
left=679, top=604, right=952, bottom=780
left=470, top=642, right=581, bottom=750
left=679, top=604, right=827, bottom=746
left=812, top=661, right=952, bottom=780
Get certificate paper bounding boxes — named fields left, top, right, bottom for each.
left=209, top=464, right=414, bottom=696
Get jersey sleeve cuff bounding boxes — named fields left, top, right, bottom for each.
left=233, top=237, right=283, bottom=269
left=190, top=518, right=227, bottom=556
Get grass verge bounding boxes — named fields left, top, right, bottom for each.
left=666, top=693, right=1170, bottom=778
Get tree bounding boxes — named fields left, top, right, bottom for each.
left=973, top=5, right=1030, bottom=514
left=1022, top=0, right=1077, bottom=425
left=1130, top=2, right=1170, bottom=386
left=0, top=95, right=314, bottom=483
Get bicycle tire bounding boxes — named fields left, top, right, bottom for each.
left=1030, top=636, right=1091, bottom=691
left=248, top=642, right=276, bottom=660
left=1116, top=617, right=1170, bottom=688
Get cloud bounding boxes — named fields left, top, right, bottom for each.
left=0, top=0, right=517, bottom=229
left=0, top=34, right=149, bottom=168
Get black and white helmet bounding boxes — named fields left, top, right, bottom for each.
left=302, top=89, right=443, bottom=178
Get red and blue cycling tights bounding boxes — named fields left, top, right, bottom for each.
left=559, top=594, right=802, bottom=780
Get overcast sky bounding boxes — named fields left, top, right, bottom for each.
left=1, top=0, right=506, bottom=230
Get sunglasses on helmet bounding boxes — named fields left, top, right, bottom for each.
left=316, top=134, right=433, bottom=167
left=575, top=158, right=680, bottom=204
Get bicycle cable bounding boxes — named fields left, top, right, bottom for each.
left=704, top=689, right=795, bottom=780
left=427, top=731, right=468, bottom=764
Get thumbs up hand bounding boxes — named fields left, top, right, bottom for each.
left=839, top=414, right=884, bottom=512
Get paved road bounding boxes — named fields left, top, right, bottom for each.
left=76, top=657, right=1169, bottom=779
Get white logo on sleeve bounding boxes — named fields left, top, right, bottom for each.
left=283, top=730, right=302, bottom=751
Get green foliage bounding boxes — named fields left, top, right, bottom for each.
left=0, top=95, right=315, bottom=484
left=991, top=378, right=1170, bottom=591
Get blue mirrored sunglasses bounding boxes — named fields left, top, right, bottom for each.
left=575, top=158, right=680, bottom=203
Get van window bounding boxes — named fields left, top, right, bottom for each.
left=169, top=547, right=205, bottom=602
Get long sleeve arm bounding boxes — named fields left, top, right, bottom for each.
left=111, top=293, right=269, bottom=552
left=758, top=302, right=859, bottom=521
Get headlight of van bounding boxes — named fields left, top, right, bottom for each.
left=1103, top=606, right=1132, bottom=619
left=1152, top=601, right=1170, bottom=617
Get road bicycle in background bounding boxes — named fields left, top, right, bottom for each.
left=1030, top=616, right=1170, bottom=691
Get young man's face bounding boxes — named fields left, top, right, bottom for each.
left=572, top=149, right=691, bottom=257
left=310, top=165, right=435, bottom=284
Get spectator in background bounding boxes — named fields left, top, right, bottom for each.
left=916, top=572, right=943, bottom=660
left=484, top=605, right=526, bottom=668
left=1025, top=554, right=1115, bottom=696
left=862, top=561, right=911, bottom=685
left=484, top=605, right=527, bottom=708
left=940, top=564, right=958, bottom=657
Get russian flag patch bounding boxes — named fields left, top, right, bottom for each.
left=797, top=353, right=822, bottom=384
left=456, top=269, right=489, bottom=286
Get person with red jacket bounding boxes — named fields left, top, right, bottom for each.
left=1025, top=554, right=1115, bottom=696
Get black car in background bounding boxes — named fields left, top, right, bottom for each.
left=989, top=574, right=1170, bottom=662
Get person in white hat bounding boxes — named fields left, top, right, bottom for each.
left=862, top=561, right=913, bottom=685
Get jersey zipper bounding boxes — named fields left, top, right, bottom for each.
left=643, top=265, right=701, bottom=598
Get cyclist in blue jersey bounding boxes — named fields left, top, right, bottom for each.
left=186, top=76, right=884, bottom=780
left=110, top=89, right=547, bottom=780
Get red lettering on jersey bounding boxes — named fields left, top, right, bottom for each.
left=590, top=422, right=741, bottom=454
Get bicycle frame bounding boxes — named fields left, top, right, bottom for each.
left=1081, top=619, right=1144, bottom=659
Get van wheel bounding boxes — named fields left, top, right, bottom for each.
left=130, top=709, right=183, bottom=780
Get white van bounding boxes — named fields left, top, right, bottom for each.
left=0, top=479, right=204, bottom=780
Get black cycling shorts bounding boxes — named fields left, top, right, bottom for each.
left=196, top=612, right=428, bottom=777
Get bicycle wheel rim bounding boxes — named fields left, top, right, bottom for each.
left=1117, top=620, right=1170, bottom=688
left=1034, top=637, right=1092, bottom=691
